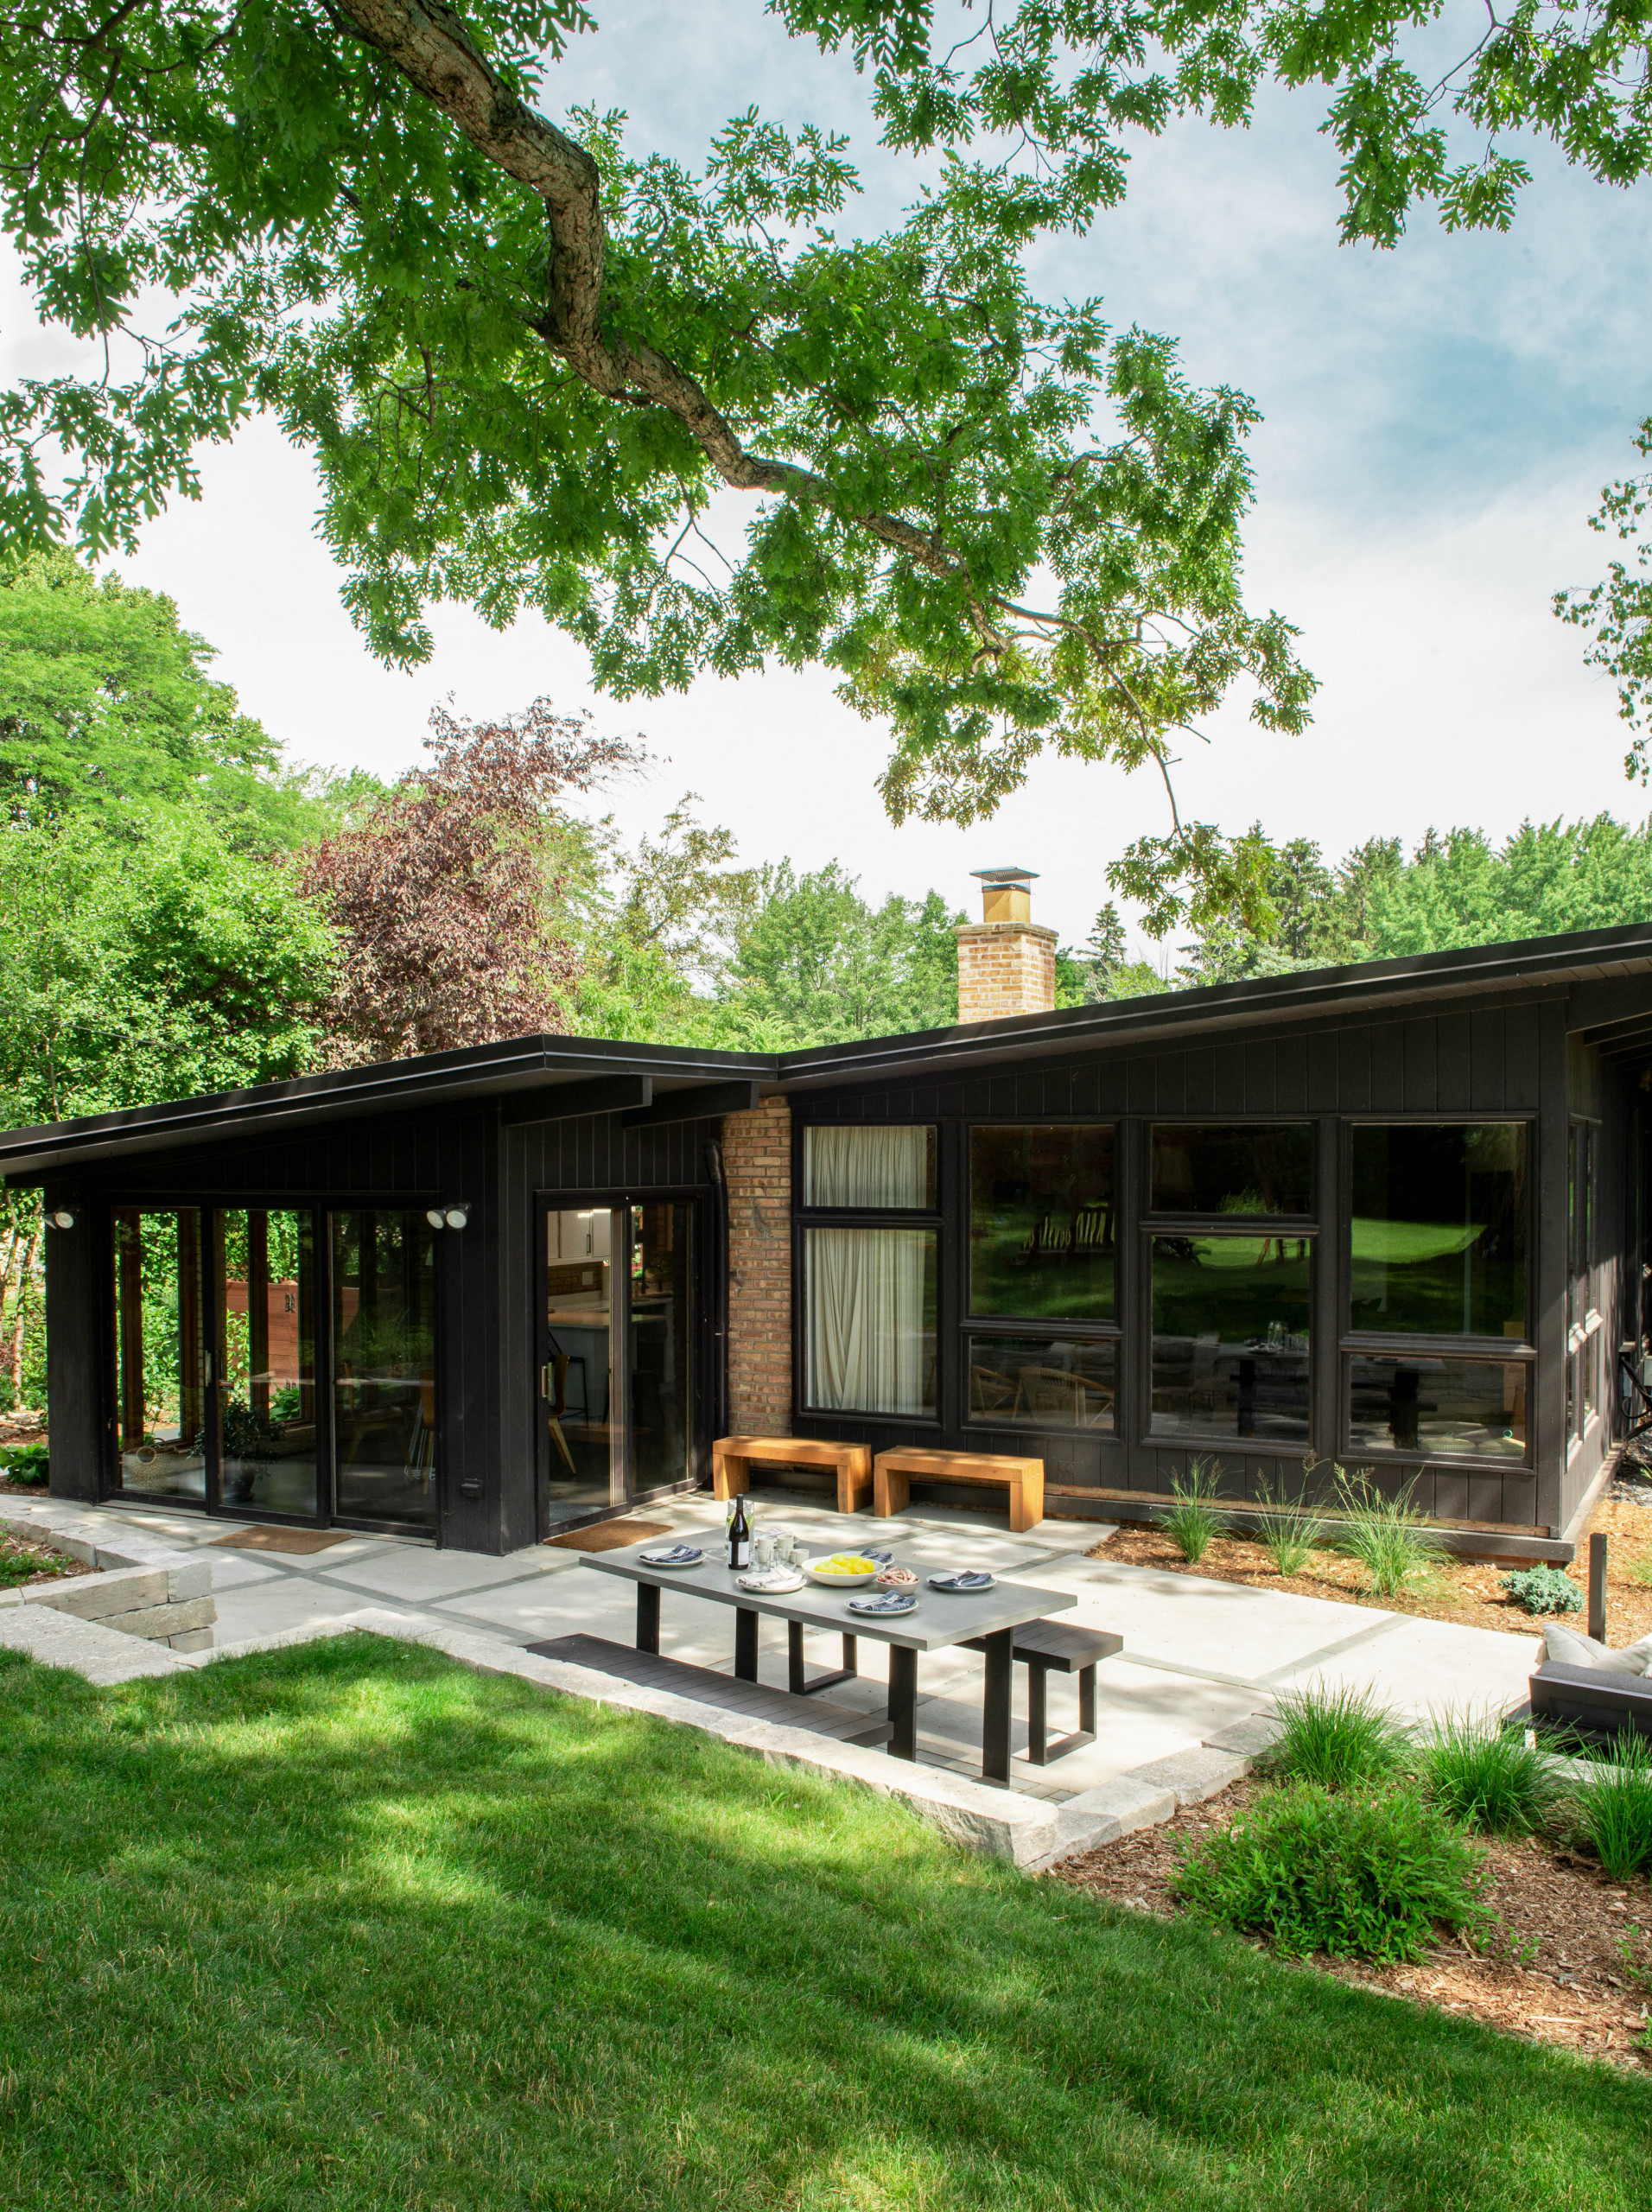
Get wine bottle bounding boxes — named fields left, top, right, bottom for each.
left=728, top=1494, right=751, bottom=1571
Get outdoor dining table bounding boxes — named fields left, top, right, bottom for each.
left=581, top=1541, right=1077, bottom=1787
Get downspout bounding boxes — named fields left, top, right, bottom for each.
left=703, top=1138, right=730, bottom=1440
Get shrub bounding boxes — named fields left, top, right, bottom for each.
left=1570, top=1743, right=1652, bottom=1881
left=1268, top=1684, right=1409, bottom=1792
left=1498, top=1565, right=1583, bottom=1616
left=1419, top=1708, right=1566, bottom=1836
left=1334, top=1468, right=1447, bottom=1597
left=1251, top=1475, right=1328, bottom=1577
left=0, top=1440, right=48, bottom=1486
left=1160, top=1459, right=1223, bottom=1564
left=1171, top=1781, right=1493, bottom=1963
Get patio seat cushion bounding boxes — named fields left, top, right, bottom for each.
left=1540, top=1622, right=1652, bottom=1675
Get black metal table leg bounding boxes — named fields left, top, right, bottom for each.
left=734, top=1606, right=759, bottom=1681
left=1026, top=1660, right=1050, bottom=1765
left=887, top=1645, right=918, bottom=1760
left=637, top=1581, right=660, bottom=1655
left=786, top=1620, right=859, bottom=1696
left=982, top=1626, right=1013, bottom=1787
left=1078, top=1662, right=1096, bottom=1738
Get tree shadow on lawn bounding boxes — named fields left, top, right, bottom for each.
left=1, top=1637, right=1649, bottom=2212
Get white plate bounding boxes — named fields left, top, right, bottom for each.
left=847, top=1591, right=918, bottom=1617
left=737, top=1568, right=805, bottom=1593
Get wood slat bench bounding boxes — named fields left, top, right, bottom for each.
left=872, top=1448, right=1045, bottom=1532
left=961, top=1619, right=1123, bottom=1764
left=526, top=1632, right=893, bottom=1747
left=712, top=1434, right=874, bottom=1516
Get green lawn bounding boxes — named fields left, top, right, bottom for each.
left=2, top=1639, right=1649, bottom=2211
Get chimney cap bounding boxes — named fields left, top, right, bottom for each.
left=969, top=866, right=1038, bottom=885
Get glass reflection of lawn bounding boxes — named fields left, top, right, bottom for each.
left=1350, top=1217, right=1525, bottom=1337
left=1151, top=1236, right=1311, bottom=1344
left=970, top=1205, right=1114, bottom=1320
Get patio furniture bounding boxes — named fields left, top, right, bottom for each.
left=872, top=1447, right=1045, bottom=1532
left=576, top=1541, right=1077, bottom=1785
left=527, top=1633, right=893, bottom=1747
left=960, top=1619, right=1122, bottom=1764
left=1528, top=1662, right=1652, bottom=1745
left=711, top=1434, right=874, bottom=1515
left=1013, top=1366, right=1114, bottom=1427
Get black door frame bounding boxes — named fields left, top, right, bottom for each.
left=534, top=1185, right=711, bottom=1540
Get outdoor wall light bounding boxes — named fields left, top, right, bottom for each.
left=443, top=1205, right=471, bottom=1230
left=424, top=1207, right=447, bottom=1230
left=47, top=1209, right=75, bottom=1230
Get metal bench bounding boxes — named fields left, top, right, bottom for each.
left=1528, top=1661, right=1652, bottom=1747
left=526, top=1632, right=893, bottom=1747
left=962, top=1618, right=1122, bottom=1764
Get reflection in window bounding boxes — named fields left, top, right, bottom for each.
left=219, top=1210, right=318, bottom=1517
left=333, top=1211, right=438, bottom=1529
left=967, top=1338, right=1116, bottom=1430
left=1150, top=1234, right=1312, bottom=1442
left=969, top=1125, right=1115, bottom=1319
left=804, top=1228, right=936, bottom=1415
left=1350, top=1124, right=1527, bottom=1338
left=1348, top=1356, right=1530, bottom=1462
left=1150, top=1125, right=1312, bottom=1215
left=113, top=1208, right=206, bottom=1500
left=804, top=1126, right=936, bottom=1207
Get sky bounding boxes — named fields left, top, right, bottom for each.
left=5, top=3, right=1652, bottom=952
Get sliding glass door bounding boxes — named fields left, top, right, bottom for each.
left=331, top=1210, right=439, bottom=1532
left=112, top=1208, right=207, bottom=1501
left=216, top=1210, right=321, bottom=1518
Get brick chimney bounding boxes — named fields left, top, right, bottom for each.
left=955, top=868, right=1058, bottom=1023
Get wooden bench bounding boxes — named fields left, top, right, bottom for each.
left=962, top=1619, right=1122, bottom=1764
left=872, top=1447, right=1045, bottom=1532
left=526, top=1633, right=893, bottom=1748
left=712, top=1434, right=873, bottom=1516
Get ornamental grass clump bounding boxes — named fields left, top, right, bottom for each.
left=1419, top=1707, right=1566, bottom=1837
left=1268, top=1684, right=1410, bottom=1792
left=1334, top=1468, right=1447, bottom=1597
left=1570, top=1741, right=1652, bottom=1881
left=1498, top=1565, right=1583, bottom=1616
left=1171, top=1782, right=1493, bottom=1963
left=1160, top=1459, right=1223, bottom=1564
left=1251, top=1474, right=1328, bottom=1578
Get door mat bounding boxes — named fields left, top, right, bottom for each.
left=546, top=1518, right=675, bottom=1554
left=210, top=1526, right=353, bottom=1554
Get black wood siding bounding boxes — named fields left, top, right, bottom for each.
left=789, top=994, right=1567, bottom=1534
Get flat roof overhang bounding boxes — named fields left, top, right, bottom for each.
left=10, top=919, right=1652, bottom=1184
left=0, top=1036, right=778, bottom=1182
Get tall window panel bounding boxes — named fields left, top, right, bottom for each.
left=804, top=1228, right=937, bottom=1416
left=969, top=1125, right=1115, bottom=1320
left=218, top=1209, right=319, bottom=1517
left=112, top=1208, right=206, bottom=1500
left=1349, top=1124, right=1528, bottom=1338
left=332, top=1210, right=438, bottom=1530
left=1150, top=1232, right=1312, bottom=1444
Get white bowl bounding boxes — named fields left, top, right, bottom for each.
left=804, top=1555, right=881, bottom=1587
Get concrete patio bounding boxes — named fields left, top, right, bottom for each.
left=3, top=1489, right=1544, bottom=1805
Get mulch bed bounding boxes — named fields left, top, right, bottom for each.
left=1052, top=1778, right=1652, bottom=2069
left=1090, top=1486, right=1652, bottom=1644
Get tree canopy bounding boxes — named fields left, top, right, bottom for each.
left=0, top=0, right=1326, bottom=928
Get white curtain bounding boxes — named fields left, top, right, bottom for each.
left=805, top=1229, right=933, bottom=1414
left=804, top=1126, right=930, bottom=1208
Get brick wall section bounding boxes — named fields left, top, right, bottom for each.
left=722, top=1096, right=793, bottom=1435
left=955, top=921, right=1058, bottom=1023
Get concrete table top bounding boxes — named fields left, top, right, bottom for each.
left=581, top=1541, right=1077, bottom=1650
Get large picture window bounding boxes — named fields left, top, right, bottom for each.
left=1150, top=1124, right=1312, bottom=1215
left=1150, top=1233, right=1312, bottom=1443
left=804, top=1228, right=937, bottom=1416
left=969, top=1125, right=1115, bottom=1319
left=804, top=1126, right=935, bottom=1208
left=1349, top=1123, right=1528, bottom=1338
